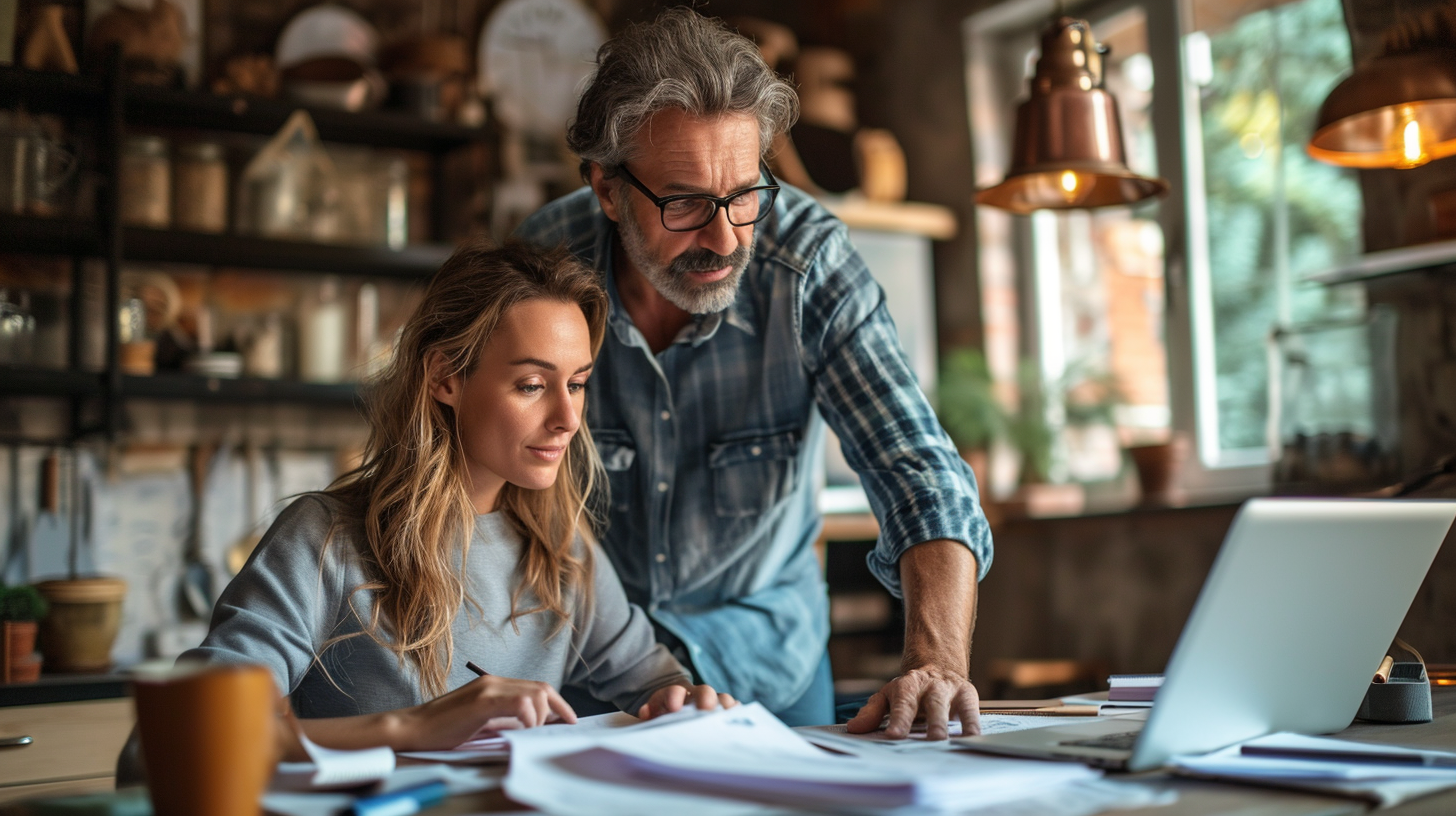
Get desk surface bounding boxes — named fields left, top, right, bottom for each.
left=422, top=688, right=1456, bottom=816
left=8, top=691, right=1456, bottom=815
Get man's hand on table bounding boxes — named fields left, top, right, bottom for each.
left=845, top=665, right=981, bottom=740
left=846, top=539, right=981, bottom=740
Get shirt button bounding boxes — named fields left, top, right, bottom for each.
left=660, top=410, right=671, bottom=421
left=655, top=553, right=667, bottom=563
left=657, top=481, right=669, bottom=493
left=750, top=446, right=762, bottom=456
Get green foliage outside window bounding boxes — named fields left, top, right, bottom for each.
left=1200, top=0, right=1365, bottom=451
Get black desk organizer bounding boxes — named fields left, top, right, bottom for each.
left=1357, top=661, right=1433, bottom=724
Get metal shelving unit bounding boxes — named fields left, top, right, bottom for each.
left=1305, top=238, right=1456, bottom=286
left=0, top=61, right=487, bottom=439
left=120, top=374, right=360, bottom=405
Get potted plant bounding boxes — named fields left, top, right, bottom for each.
left=1, top=584, right=50, bottom=683
left=1003, top=365, right=1085, bottom=517
left=934, top=347, right=1005, bottom=494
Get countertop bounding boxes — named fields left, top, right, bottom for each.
left=0, top=673, right=129, bottom=708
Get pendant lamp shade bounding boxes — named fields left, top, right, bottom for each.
left=976, top=16, right=1168, bottom=215
left=1307, top=49, right=1456, bottom=169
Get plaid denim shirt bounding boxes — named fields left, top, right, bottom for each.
left=516, top=185, right=992, bottom=710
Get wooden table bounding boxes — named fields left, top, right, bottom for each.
left=428, top=688, right=1456, bottom=815
left=8, top=690, right=1456, bottom=815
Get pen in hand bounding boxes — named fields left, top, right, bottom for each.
left=464, top=660, right=565, bottom=725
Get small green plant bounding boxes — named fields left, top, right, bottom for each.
left=935, top=348, right=1006, bottom=452
left=0, top=585, right=49, bottom=622
left=1060, top=359, right=1122, bottom=428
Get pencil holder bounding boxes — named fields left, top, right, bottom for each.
left=1356, top=662, right=1433, bottom=724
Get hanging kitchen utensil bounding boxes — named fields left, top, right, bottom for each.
left=177, top=445, right=216, bottom=620
left=226, top=446, right=266, bottom=576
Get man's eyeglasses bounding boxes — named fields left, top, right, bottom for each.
left=614, top=161, right=780, bottom=232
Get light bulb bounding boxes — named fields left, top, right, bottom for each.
left=1057, top=170, right=1094, bottom=206
left=1392, top=106, right=1432, bottom=169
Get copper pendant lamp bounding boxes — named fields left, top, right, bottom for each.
left=1307, top=6, right=1456, bottom=170
left=976, top=16, right=1168, bottom=215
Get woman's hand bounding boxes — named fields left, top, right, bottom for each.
left=396, top=674, right=577, bottom=751
left=637, top=683, right=737, bottom=720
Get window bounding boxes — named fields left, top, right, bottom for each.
left=966, top=0, right=1365, bottom=500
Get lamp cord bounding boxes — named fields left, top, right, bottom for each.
left=1384, top=454, right=1456, bottom=498
left=1383, top=2, right=1456, bottom=53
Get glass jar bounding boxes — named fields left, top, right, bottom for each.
left=173, top=141, right=228, bottom=233
left=0, top=289, right=36, bottom=365
left=119, top=135, right=171, bottom=228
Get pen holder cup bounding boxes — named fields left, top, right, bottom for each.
left=1356, top=662, right=1433, bottom=724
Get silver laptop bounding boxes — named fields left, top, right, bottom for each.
left=957, top=498, right=1456, bottom=772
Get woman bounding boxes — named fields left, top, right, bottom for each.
left=185, top=243, right=730, bottom=754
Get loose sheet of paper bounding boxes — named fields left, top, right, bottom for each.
left=272, top=731, right=396, bottom=790
left=397, top=710, right=648, bottom=764
left=1172, top=732, right=1456, bottom=808
left=799, top=714, right=1072, bottom=756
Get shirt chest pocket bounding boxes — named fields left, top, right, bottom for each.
left=709, top=430, right=801, bottom=519
left=593, top=429, right=636, bottom=513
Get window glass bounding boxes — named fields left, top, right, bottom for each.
left=1194, top=0, right=1363, bottom=455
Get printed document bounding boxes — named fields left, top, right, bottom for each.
left=504, top=703, right=1099, bottom=814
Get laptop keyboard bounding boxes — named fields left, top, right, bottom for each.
left=1059, top=731, right=1140, bottom=751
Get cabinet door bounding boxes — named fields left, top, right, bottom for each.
left=0, top=699, right=134, bottom=791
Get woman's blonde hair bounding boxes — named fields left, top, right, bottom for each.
left=328, top=242, right=609, bottom=697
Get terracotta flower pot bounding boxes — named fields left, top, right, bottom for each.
left=3, top=621, right=44, bottom=683
left=3, top=620, right=37, bottom=664
left=1127, top=436, right=1188, bottom=507
left=35, top=576, right=127, bottom=674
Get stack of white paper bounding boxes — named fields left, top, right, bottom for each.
left=505, top=703, right=1100, bottom=814
left=1174, top=732, right=1456, bottom=807
left=397, top=710, right=647, bottom=764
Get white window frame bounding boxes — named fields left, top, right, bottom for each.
left=965, top=0, right=1275, bottom=503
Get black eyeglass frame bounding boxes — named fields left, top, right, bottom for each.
left=613, top=161, right=780, bottom=232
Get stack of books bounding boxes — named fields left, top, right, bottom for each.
left=1107, top=673, right=1164, bottom=703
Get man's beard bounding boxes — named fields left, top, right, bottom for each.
left=617, top=205, right=751, bottom=315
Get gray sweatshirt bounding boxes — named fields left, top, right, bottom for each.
left=183, top=494, right=690, bottom=718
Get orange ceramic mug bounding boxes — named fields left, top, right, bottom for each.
left=133, top=662, right=279, bottom=816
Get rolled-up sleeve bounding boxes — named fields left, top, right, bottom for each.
left=799, top=229, right=993, bottom=597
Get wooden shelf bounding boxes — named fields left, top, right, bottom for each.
left=0, top=67, right=103, bottom=117
left=124, top=84, right=490, bottom=153
left=0, top=368, right=101, bottom=398
left=0, top=66, right=492, bottom=154
left=0, top=218, right=452, bottom=278
left=0, top=214, right=102, bottom=257
left=122, top=228, right=453, bottom=278
left=121, top=373, right=361, bottom=405
left=823, top=199, right=958, bottom=240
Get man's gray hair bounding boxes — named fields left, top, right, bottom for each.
left=567, top=8, right=799, bottom=180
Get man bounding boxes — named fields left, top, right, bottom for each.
left=516, top=8, right=991, bottom=737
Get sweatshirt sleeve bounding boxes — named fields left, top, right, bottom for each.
left=566, top=542, right=692, bottom=713
left=179, top=494, right=351, bottom=697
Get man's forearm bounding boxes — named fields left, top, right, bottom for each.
left=899, top=539, right=978, bottom=674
